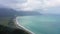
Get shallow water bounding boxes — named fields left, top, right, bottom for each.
left=17, top=15, right=60, bottom=34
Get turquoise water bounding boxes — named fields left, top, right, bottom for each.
left=17, top=15, right=60, bottom=34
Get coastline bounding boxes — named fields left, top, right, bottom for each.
left=14, top=17, right=35, bottom=34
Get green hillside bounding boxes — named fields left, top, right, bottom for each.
left=0, top=17, right=14, bottom=27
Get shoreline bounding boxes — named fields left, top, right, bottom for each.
left=14, top=17, right=35, bottom=34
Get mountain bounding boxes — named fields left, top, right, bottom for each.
left=0, top=8, right=41, bottom=17
left=17, top=11, right=41, bottom=16
left=0, top=8, right=17, bottom=17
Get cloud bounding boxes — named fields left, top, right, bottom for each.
left=44, top=0, right=60, bottom=7
left=19, top=0, right=60, bottom=11
left=0, top=0, right=26, bottom=9
left=0, top=0, right=60, bottom=11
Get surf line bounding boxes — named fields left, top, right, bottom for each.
left=15, top=17, right=35, bottom=34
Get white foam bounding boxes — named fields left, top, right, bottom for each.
left=15, top=17, right=35, bottom=34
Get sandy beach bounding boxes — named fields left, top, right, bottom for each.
left=15, top=17, right=35, bottom=34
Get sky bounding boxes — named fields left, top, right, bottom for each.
left=0, top=0, right=60, bottom=14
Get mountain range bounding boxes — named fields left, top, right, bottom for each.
left=0, top=8, right=41, bottom=17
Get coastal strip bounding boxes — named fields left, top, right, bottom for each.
left=14, top=17, right=35, bottom=34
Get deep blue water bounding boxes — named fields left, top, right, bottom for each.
left=17, top=15, right=60, bottom=34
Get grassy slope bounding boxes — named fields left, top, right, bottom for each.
left=0, top=17, right=14, bottom=26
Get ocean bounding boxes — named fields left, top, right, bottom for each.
left=17, top=15, right=60, bottom=34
